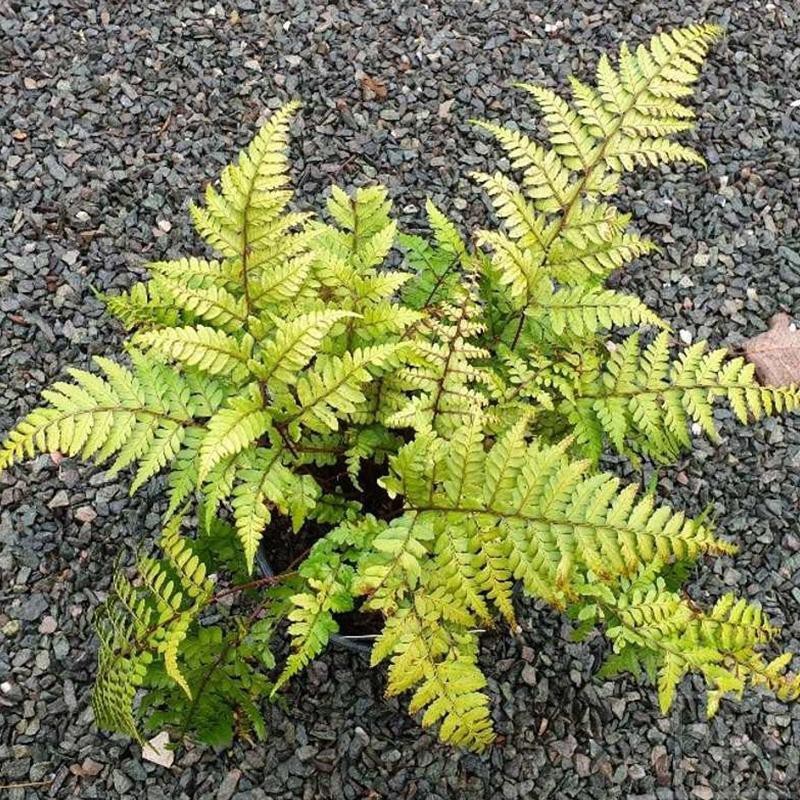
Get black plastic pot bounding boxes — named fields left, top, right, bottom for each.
left=255, top=546, right=373, bottom=655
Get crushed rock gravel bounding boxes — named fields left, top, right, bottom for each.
left=1, top=1, right=799, bottom=798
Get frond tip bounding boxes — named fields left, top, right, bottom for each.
left=374, top=599, right=494, bottom=751
left=562, top=332, right=800, bottom=463
left=597, top=571, right=800, bottom=718
left=190, top=101, right=301, bottom=259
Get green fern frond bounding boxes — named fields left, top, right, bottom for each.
left=272, top=523, right=367, bottom=690
left=0, top=356, right=196, bottom=482
left=428, top=519, right=492, bottom=624
left=317, top=184, right=396, bottom=269
left=231, top=447, right=285, bottom=570
left=474, top=230, right=545, bottom=308
left=472, top=24, right=722, bottom=345
left=153, top=276, right=249, bottom=331
left=103, top=281, right=182, bottom=329
left=380, top=424, right=733, bottom=609
left=255, top=310, right=355, bottom=385
left=562, top=332, right=800, bottom=462
left=471, top=120, right=575, bottom=212
left=425, top=198, right=469, bottom=260
left=354, top=514, right=435, bottom=612
left=148, top=256, right=231, bottom=282
left=293, top=343, right=409, bottom=434
left=274, top=574, right=346, bottom=692
left=517, top=83, right=599, bottom=171
left=374, top=599, right=494, bottom=750
left=353, top=303, right=423, bottom=344
left=165, top=426, right=204, bottom=519
left=249, top=251, right=316, bottom=309
left=92, top=517, right=214, bottom=739
left=198, top=389, right=271, bottom=484
left=190, top=101, right=300, bottom=258
left=605, top=135, right=705, bottom=170
left=597, top=568, right=800, bottom=717
left=527, top=286, right=668, bottom=338
left=398, top=202, right=468, bottom=310
left=383, top=290, right=493, bottom=435
left=236, top=519, right=379, bottom=692
left=548, top=230, right=656, bottom=285
left=225, top=443, right=320, bottom=572
left=93, top=605, right=153, bottom=742
left=472, top=170, right=551, bottom=252
left=326, top=184, right=392, bottom=240
left=134, top=325, right=255, bottom=382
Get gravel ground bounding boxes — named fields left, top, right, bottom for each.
left=1, top=1, right=799, bottom=798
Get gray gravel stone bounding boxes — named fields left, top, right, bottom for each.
left=15, top=594, right=48, bottom=622
left=217, top=769, right=242, bottom=800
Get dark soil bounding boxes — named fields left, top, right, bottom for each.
left=262, top=450, right=403, bottom=574
left=332, top=609, right=384, bottom=640
left=260, top=455, right=396, bottom=640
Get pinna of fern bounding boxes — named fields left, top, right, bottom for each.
left=1, top=22, right=800, bottom=753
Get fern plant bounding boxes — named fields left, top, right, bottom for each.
left=2, top=23, right=800, bottom=752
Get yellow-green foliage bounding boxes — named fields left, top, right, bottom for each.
left=93, top=516, right=215, bottom=740
left=2, top=24, right=799, bottom=752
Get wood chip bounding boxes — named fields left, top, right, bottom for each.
left=743, top=313, right=800, bottom=386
